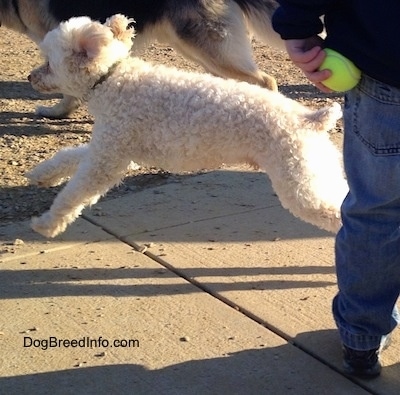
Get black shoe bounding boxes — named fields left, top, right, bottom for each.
left=342, top=334, right=391, bottom=378
left=342, top=346, right=382, bottom=378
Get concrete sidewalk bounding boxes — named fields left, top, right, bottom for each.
left=0, top=168, right=398, bottom=394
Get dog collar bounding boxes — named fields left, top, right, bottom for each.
left=91, top=61, right=121, bottom=91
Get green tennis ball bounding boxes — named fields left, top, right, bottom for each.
left=319, top=48, right=361, bottom=92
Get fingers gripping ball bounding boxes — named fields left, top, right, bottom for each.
left=319, top=48, right=361, bottom=92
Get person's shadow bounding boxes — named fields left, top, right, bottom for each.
left=1, top=329, right=398, bottom=395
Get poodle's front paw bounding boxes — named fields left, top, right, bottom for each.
left=31, top=213, right=67, bottom=238
left=26, top=166, right=65, bottom=188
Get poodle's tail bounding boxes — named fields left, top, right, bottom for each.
left=306, top=102, right=343, bottom=132
left=236, top=0, right=285, bottom=50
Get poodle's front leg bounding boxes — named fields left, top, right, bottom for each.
left=31, top=156, right=131, bottom=238
left=27, top=144, right=89, bottom=187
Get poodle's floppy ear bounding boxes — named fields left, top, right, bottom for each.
left=70, top=20, right=114, bottom=60
left=105, top=14, right=135, bottom=46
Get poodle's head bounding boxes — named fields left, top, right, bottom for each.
left=28, top=14, right=135, bottom=98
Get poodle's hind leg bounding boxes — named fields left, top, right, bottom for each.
left=256, top=137, right=347, bottom=234
left=31, top=155, right=131, bottom=238
left=27, top=144, right=89, bottom=187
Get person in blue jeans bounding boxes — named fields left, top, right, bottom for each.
left=272, top=1, right=400, bottom=378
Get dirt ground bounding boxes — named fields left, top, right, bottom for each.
left=0, top=28, right=344, bottom=226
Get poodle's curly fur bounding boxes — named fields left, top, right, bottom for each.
left=27, top=15, right=348, bottom=238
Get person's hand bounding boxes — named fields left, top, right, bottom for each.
left=284, top=37, right=333, bottom=93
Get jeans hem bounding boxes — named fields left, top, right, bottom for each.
left=339, top=328, right=386, bottom=351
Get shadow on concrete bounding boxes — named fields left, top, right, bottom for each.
left=1, top=330, right=398, bottom=395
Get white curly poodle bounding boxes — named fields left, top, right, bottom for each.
left=27, top=14, right=348, bottom=238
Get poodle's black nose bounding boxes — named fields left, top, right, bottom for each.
left=27, top=74, right=31, bottom=82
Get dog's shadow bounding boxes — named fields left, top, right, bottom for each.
left=0, top=263, right=337, bottom=300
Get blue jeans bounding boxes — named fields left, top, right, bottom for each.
left=333, top=74, right=400, bottom=351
